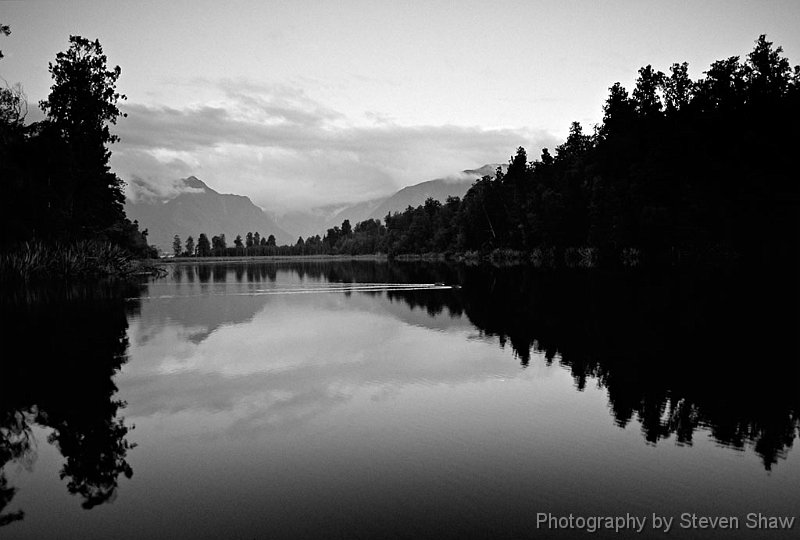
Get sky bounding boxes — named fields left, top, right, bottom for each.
left=2, top=0, right=799, bottom=212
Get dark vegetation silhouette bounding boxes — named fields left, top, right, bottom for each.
left=0, top=282, right=143, bottom=525
left=1, top=29, right=154, bottom=281
left=163, top=259, right=799, bottom=470
left=443, top=264, right=798, bottom=471
left=178, top=36, right=799, bottom=266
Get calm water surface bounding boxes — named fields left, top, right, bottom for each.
left=1, top=261, right=798, bottom=539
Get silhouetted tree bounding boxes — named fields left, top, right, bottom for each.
left=632, top=64, right=665, bottom=117
left=1, top=283, right=141, bottom=519
left=38, top=36, right=127, bottom=239
left=662, top=62, right=694, bottom=114
left=197, top=233, right=210, bottom=256
left=746, top=34, right=792, bottom=101
left=211, top=234, right=226, bottom=256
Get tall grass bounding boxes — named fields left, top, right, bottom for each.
left=0, top=240, right=141, bottom=282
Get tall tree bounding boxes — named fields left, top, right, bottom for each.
left=39, top=36, right=127, bottom=238
left=599, top=82, right=635, bottom=139
left=0, top=23, right=31, bottom=248
left=633, top=65, right=665, bottom=117
left=197, top=234, right=210, bottom=257
left=211, top=234, right=227, bottom=255
left=172, top=235, right=182, bottom=257
left=696, top=56, right=745, bottom=111
left=341, top=219, right=353, bottom=237
left=746, top=34, right=792, bottom=101
left=662, top=62, right=694, bottom=114
left=185, top=236, right=195, bottom=257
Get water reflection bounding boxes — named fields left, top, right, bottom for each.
left=0, top=282, right=143, bottom=525
left=390, top=265, right=800, bottom=471
left=152, top=261, right=799, bottom=471
left=2, top=261, right=797, bottom=537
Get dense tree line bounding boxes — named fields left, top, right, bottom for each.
left=184, top=36, right=799, bottom=265
left=172, top=230, right=327, bottom=257
left=1, top=29, right=153, bottom=259
left=170, top=36, right=798, bottom=265
left=381, top=35, right=799, bottom=264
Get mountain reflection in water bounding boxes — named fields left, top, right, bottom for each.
left=165, top=260, right=799, bottom=470
left=0, top=261, right=797, bottom=537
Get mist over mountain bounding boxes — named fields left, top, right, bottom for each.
left=278, top=164, right=507, bottom=238
left=124, top=176, right=293, bottom=253
left=365, top=164, right=506, bottom=223
left=124, top=165, right=508, bottom=251
left=279, top=198, right=386, bottom=240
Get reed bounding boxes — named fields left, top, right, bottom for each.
left=0, top=240, right=140, bottom=282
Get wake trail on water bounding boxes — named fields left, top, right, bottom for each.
left=129, top=283, right=455, bottom=300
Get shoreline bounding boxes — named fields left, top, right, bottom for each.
left=159, top=254, right=389, bottom=264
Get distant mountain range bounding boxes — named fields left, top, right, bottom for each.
left=124, top=176, right=294, bottom=253
left=125, top=164, right=506, bottom=253
left=278, top=164, right=506, bottom=238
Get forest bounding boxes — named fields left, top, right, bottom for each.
left=1, top=29, right=154, bottom=280
left=178, top=35, right=800, bottom=266
left=3, top=31, right=799, bottom=272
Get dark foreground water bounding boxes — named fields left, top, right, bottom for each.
left=1, top=261, right=798, bottom=539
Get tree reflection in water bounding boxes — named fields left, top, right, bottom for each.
left=0, top=282, right=143, bottom=525
left=2, top=260, right=796, bottom=528
left=384, top=263, right=799, bottom=471
left=164, top=258, right=798, bottom=472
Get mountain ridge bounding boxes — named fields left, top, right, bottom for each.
left=278, top=164, right=506, bottom=238
left=124, top=176, right=294, bottom=253
left=125, top=164, right=506, bottom=251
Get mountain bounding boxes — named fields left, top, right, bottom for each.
left=279, top=197, right=385, bottom=239
left=125, top=176, right=293, bottom=253
left=277, top=164, right=506, bottom=238
left=365, top=164, right=504, bottom=222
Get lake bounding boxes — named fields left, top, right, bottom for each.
left=1, top=261, right=798, bottom=539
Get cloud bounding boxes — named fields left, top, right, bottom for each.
left=126, top=175, right=205, bottom=202
left=112, top=81, right=559, bottom=211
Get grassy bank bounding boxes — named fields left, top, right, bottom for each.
left=0, top=241, right=163, bottom=283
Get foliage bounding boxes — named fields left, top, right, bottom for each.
left=1, top=31, right=152, bottom=276
left=37, top=35, right=128, bottom=239
left=1, top=284, right=141, bottom=519
left=174, top=36, right=798, bottom=267
left=0, top=240, right=141, bottom=282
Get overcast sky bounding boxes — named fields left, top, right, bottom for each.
left=2, top=0, right=799, bottom=211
